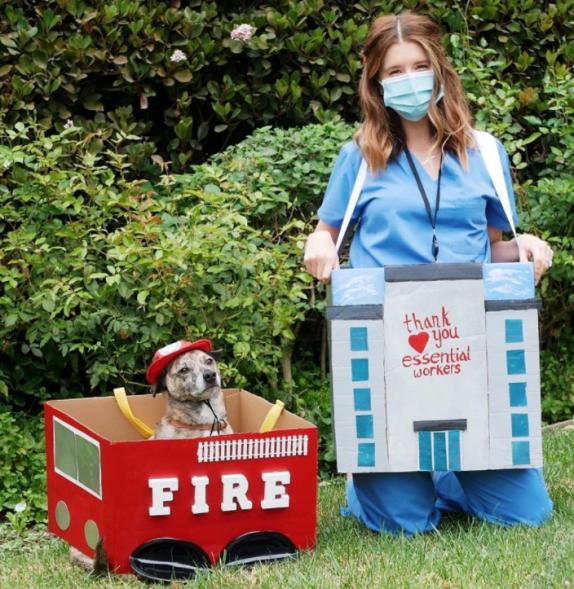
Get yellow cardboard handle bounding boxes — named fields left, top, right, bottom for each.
left=113, top=387, right=154, bottom=438
left=259, top=400, right=285, bottom=433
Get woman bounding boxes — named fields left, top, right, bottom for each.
left=304, top=12, right=553, bottom=535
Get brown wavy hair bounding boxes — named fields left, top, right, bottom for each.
left=355, top=11, right=474, bottom=171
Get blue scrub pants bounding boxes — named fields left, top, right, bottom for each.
left=343, top=469, right=552, bottom=535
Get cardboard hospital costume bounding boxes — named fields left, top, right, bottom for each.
left=328, top=131, right=542, bottom=474
left=328, top=262, right=541, bottom=473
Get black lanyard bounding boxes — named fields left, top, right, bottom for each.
left=404, top=148, right=443, bottom=262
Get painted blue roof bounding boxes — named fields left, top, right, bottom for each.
left=330, top=263, right=534, bottom=305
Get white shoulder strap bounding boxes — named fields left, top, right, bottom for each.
left=473, top=129, right=517, bottom=238
left=335, top=158, right=368, bottom=252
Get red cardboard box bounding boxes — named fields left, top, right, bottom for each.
left=44, top=389, right=318, bottom=579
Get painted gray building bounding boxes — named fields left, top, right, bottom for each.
left=327, top=263, right=542, bottom=473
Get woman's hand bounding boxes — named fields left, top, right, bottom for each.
left=304, top=228, right=340, bottom=283
left=516, top=234, right=554, bottom=284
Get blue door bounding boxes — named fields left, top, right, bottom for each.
left=418, top=430, right=462, bottom=471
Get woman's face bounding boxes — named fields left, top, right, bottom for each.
left=379, top=41, right=431, bottom=80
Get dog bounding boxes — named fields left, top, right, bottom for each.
left=70, top=341, right=231, bottom=573
left=149, top=342, right=233, bottom=439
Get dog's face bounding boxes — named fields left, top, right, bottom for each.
left=155, top=350, right=221, bottom=402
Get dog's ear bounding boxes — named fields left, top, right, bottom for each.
left=207, top=349, right=223, bottom=361
left=151, top=368, right=168, bottom=397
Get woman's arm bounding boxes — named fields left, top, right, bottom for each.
left=488, top=227, right=518, bottom=263
left=303, top=221, right=341, bottom=283
left=488, top=227, right=553, bottom=284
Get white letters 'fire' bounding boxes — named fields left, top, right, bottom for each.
left=261, top=471, right=291, bottom=509
left=191, top=476, right=209, bottom=514
left=148, top=471, right=291, bottom=516
left=221, top=474, right=253, bottom=512
left=148, top=477, right=178, bottom=516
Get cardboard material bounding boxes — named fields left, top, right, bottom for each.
left=45, top=389, right=317, bottom=575
left=328, top=262, right=543, bottom=473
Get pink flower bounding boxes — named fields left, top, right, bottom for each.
left=230, top=24, right=255, bottom=42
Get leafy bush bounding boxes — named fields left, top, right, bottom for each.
left=0, top=120, right=354, bottom=410
left=290, top=359, right=336, bottom=477
left=520, top=175, right=574, bottom=422
left=0, top=410, right=46, bottom=527
left=0, top=0, right=366, bottom=170
left=1, top=1, right=574, bottom=173
left=0, top=121, right=347, bottom=522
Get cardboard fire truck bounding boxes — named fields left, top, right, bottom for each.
left=327, top=262, right=542, bottom=473
left=44, top=389, right=317, bottom=581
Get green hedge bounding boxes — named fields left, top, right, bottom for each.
left=1, top=1, right=574, bottom=173
left=0, top=120, right=353, bottom=493
left=0, top=120, right=355, bottom=407
left=0, top=410, right=45, bottom=527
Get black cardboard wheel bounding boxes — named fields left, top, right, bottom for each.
left=129, top=538, right=210, bottom=582
left=222, top=531, right=297, bottom=567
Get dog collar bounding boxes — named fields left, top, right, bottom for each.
left=166, top=417, right=228, bottom=433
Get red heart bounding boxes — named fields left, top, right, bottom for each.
left=408, top=332, right=429, bottom=353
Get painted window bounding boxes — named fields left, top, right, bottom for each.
left=512, top=441, right=531, bottom=465
left=509, top=382, right=527, bottom=407
left=506, top=350, right=526, bottom=375
left=53, top=417, right=102, bottom=499
left=503, top=317, right=531, bottom=466
left=358, top=443, right=375, bottom=467
left=511, top=413, right=529, bottom=437
left=353, top=388, right=371, bottom=411
left=351, top=358, right=369, bottom=382
left=350, top=327, right=368, bottom=351
left=505, top=319, right=524, bottom=343
left=355, top=415, right=374, bottom=439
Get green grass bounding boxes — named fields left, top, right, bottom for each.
left=1, top=429, right=573, bottom=589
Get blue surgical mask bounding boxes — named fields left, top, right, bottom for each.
left=380, top=70, right=444, bottom=122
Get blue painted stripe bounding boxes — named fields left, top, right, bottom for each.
left=511, top=413, right=529, bottom=437
left=355, top=414, right=374, bottom=439
left=358, top=443, right=375, bottom=467
left=512, top=441, right=531, bottom=465
left=418, top=431, right=432, bottom=471
left=350, top=327, right=368, bottom=351
left=351, top=358, right=369, bottom=382
left=433, top=432, right=447, bottom=471
left=509, top=382, right=528, bottom=407
left=505, top=319, right=524, bottom=343
left=353, top=388, right=371, bottom=411
left=506, top=350, right=526, bottom=375
left=448, top=430, right=461, bottom=470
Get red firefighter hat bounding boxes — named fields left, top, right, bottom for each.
left=146, top=339, right=212, bottom=384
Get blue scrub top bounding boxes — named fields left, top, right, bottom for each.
left=317, top=139, right=518, bottom=267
